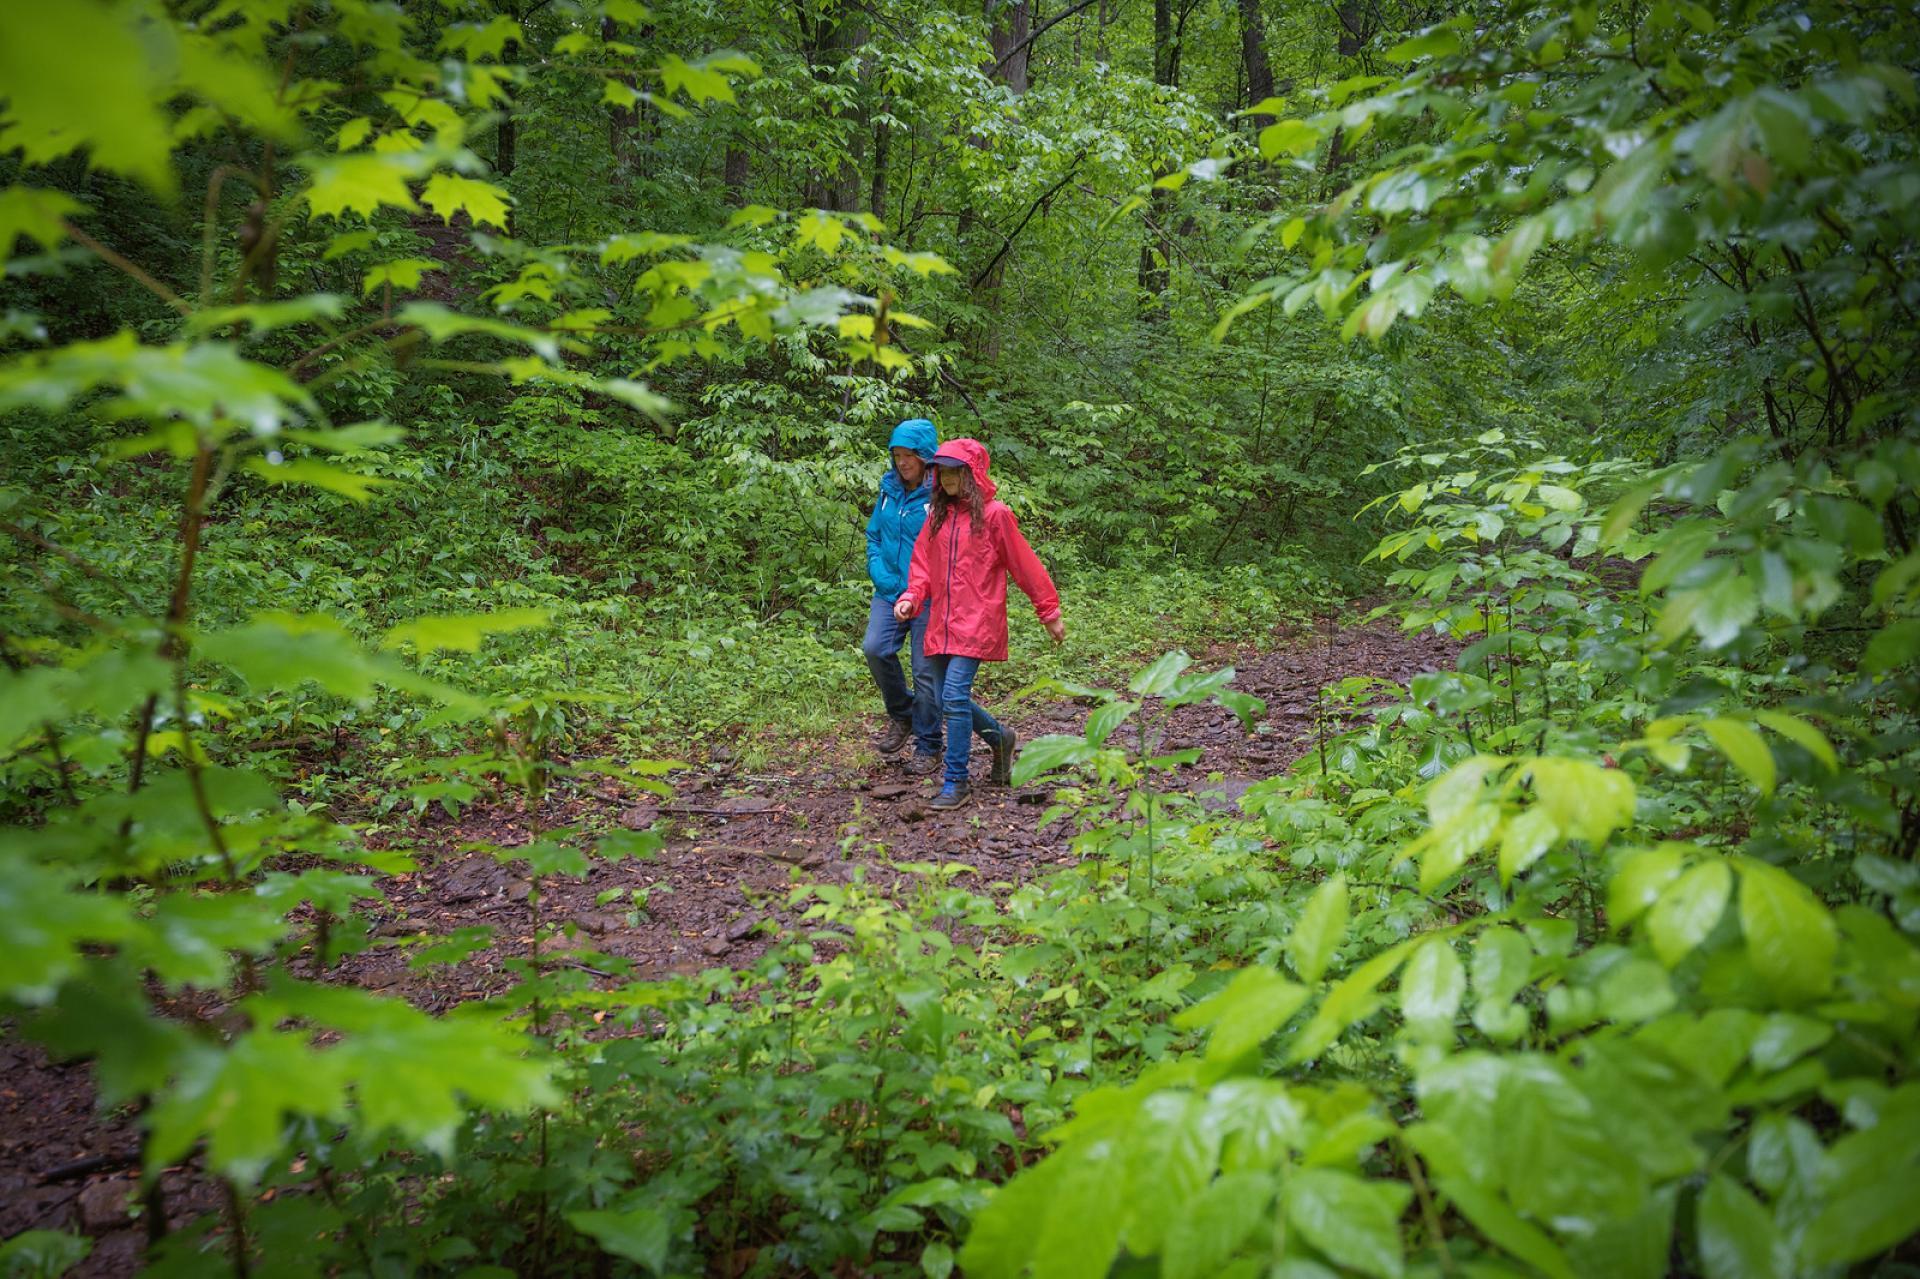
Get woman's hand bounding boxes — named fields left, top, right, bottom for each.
left=1044, top=616, right=1066, bottom=644
left=893, top=595, right=917, bottom=622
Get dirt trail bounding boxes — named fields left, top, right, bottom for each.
left=1, top=617, right=1452, bottom=1263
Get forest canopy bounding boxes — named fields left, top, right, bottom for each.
left=2, top=0, right=1918, bottom=1275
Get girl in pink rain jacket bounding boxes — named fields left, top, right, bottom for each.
left=894, top=438, right=1064, bottom=807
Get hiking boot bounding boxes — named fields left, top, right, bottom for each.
left=989, top=727, right=1018, bottom=787
left=902, top=752, right=941, bottom=776
left=875, top=717, right=912, bottom=755
left=930, top=782, right=972, bottom=810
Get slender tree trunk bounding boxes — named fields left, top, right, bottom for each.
left=870, top=115, right=890, bottom=225
left=724, top=145, right=750, bottom=205
left=1239, top=0, right=1275, bottom=125
left=1138, top=0, right=1176, bottom=315
left=988, top=1, right=1032, bottom=95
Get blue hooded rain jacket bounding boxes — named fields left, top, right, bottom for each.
left=865, top=418, right=938, bottom=602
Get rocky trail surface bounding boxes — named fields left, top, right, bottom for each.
left=2, top=617, right=1454, bottom=1270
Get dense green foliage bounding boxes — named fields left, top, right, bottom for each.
left=2, top=0, right=1918, bottom=1274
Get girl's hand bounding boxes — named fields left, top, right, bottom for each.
left=893, top=595, right=916, bottom=622
left=1044, top=616, right=1066, bottom=644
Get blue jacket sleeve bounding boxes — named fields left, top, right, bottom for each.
left=865, top=493, right=891, bottom=596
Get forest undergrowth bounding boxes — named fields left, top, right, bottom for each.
left=4, top=0, right=1920, bottom=1276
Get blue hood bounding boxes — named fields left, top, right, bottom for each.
left=889, top=418, right=939, bottom=460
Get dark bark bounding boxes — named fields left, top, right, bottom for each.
left=1239, top=0, right=1275, bottom=124
left=724, top=146, right=751, bottom=205
left=987, top=1, right=1033, bottom=95
left=870, top=116, right=890, bottom=224
left=496, top=111, right=517, bottom=178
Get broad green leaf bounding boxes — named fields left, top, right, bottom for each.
left=1259, top=120, right=1321, bottom=159
left=1163, top=1173, right=1273, bottom=1279
left=1737, top=857, right=1836, bottom=1001
left=1289, top=940, right=1415, bottom=1062
left=0, top=5, right=173, bottom=191
left=0, top=859, right=137, bottom=1004
left=147, top=1030, right=347, bottom=1184
left=1497, top=805, right=1559, bottom=885
left=1174, top=965, right=1309, bottom=1063
left=1083, top=699, right=1139, bottom=747
left=1128, top=650, right=1193, bottom=696
left=1288, top=874, right=1349, bottom=984
left=569, top=1205, right=670, bottom=1273
left=304, top=151, right=431, bottom=219
left=1437, top=1177, right=1576, bottom=1279
left=246, top=456, right=391, bottom=501
left=1702, top=718, right=1775, bottom=794
left=1529, top=757, right=1635, bottom=844
left=1609, top=845, right=1688, bottom=928
left=1010, top=734, right=1096, bottom=786
left=383, top=609, right=552, bottom=653
left=1752, top=710, right=1838, bottom=771
left=1399, top=936, right=1465, bottom=1029
left=0, top=1229, right=93, bottom=1276
left=1217, top=688, right=1266, bottom=731
left=1281, top=1169, right=1408, bottom=1279
left=0, top=186, right=83, bottom=267
left=1384, top=26, right=1463, bottom=62
left=361, top=257, right=442, bottom=293
left=419, top=173, right=513, bottom=230
left=1645, top=860, right=1731, bottom=966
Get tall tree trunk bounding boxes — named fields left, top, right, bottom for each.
left=988, top=1, right=1032, bottom=95
left=870, top=116, right=890, bottom=225
left=1239, top=0, right=1275, bottom=125
left=724, top=145, right=750, bottom=205
left=1138, top=0, right=1176, bottom=314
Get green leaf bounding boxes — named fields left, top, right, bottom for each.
left=1436, top=1177, right=1576, bottom=1279
left=1288, top=874, right=1349, bottom=983
left=1862, top=618, right=1920, bottom=674
left=1529, top=757, right=1636, bottom=843
left=1218, top=689, right=1267, bottom=731
left=1084, top=699, right=1139, bottom=747
left=1258, top=120, right=1321, bottom=159
left=1399, top=936, right=1465, bottom=1029
left=1164, top=1173, right=1274, bottom=1279
left=147, top=1029, right=347, bottom=1184
left=1609, top=845, right=1688, bottom=928
left=1645, top=860, right=1731, bottom=966
left=420, top=173, right=513, bottom=230
left=920, top=1241, right=955, bottom=1279
left=1802, top=1175, right=1920, bottom=1265
left=0, top=1229, right=93, bottom=1277
left=1289, top=940, right=1415, bottom=1062
left=0, top=5, right=174, bottom=191
left=1752, top=710, right=1838, bottom=770
left=659, top=54, right=737, bottom=104
left=245, top=456, right=392, bottom=501
left=0, top=859, right=137, bottom=1004
left=1174, top=965, right=1309, bottom=1063
left=1702, top=718, right=1776, bottom=794
left=1737, top=857, right=1836, bottom=1001
left=1128, top=650, right=1193, bottom=696
left=569, top=1205, right=670, bottom=1273
left=1281, top=1169, right=1408, bottom=1279
left=1010, top=734, right=1096, bottom=786
left=361, top=257, right=442, bottom=294
left=382, top=609, right=552, bottom=653
left=1384, top=26, right=1463, bottom=62
left=0, top=186, right=83, bottom=267
left=303, top=151, right=431, bottom=219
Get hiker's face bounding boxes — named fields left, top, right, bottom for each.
left=938, top=466, right=967, bottom=497
left=892, top=447, right=925, bottom=489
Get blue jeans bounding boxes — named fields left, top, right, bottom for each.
left=863, top=596, right=941, bottom=755
left=926, top=654, right=1006, bottom=785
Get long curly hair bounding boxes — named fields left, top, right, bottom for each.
left=928, top=467, right=986, bottom=534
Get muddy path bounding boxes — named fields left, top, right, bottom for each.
left=1, top=617, right=1453, bottom=1264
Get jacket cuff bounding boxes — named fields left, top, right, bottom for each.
left=1036, top=605, right=1061, bottom=624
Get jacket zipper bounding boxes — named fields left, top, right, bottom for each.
left=943, top=514, right=958, bottom=652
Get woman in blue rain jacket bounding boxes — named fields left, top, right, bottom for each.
left=862, top=418, right=941, bottom=771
